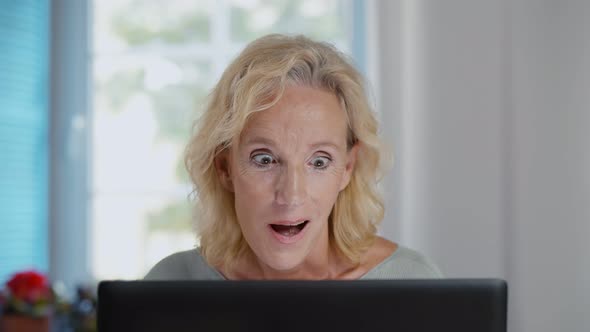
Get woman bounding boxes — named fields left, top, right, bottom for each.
left=146, top=34, right=442, bottom=280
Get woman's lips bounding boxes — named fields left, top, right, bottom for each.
left=268, top=219, right=310, bottom=244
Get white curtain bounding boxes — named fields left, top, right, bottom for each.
left=371, top=1, right=590, bottom=331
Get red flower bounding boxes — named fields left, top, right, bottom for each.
left=6, top=270, right=50, bottom=303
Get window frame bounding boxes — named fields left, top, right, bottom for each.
left=50, top=0, right=92, bottom=292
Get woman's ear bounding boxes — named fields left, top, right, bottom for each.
left=214, top=149, right=234, bottom=192
left=339, top=143, right=360, bottom=191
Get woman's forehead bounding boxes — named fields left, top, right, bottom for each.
left=239, top=86, right=348, bottom=147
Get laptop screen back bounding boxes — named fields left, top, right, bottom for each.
left=98, top=279, right=507, bottom=332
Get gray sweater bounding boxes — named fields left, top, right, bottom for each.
left=145, top=246, right=443, bottom=280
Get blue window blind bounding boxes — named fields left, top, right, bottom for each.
left=0, top=1, right=49, bottom=283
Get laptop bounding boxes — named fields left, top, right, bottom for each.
left=98, top=279, right=507, bottom=332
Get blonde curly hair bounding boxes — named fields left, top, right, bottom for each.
left=185, top=34, right=388, bottom=270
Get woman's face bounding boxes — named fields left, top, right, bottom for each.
left=218, top=85, right=357, bottom=273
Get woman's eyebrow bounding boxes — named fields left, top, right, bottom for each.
left=243, top=136, right=277, bottom=147
left=309, top=141, right=341, bottom=151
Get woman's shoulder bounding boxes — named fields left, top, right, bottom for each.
left=361, top=239, right=443, bottom=279
left=144, top=248, right=225, bottom=280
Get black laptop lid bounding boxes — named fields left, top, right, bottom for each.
left=98, top=279, right=507, bottom=332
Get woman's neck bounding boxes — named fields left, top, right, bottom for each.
left=226, top=243, right=357, bottom=280
left=216, top=236, right=396, bottom=280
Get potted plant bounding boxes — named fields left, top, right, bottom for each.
left=0, top=270, right=53, bottom=332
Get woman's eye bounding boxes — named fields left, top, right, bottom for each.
left=252, top=153, right=275, bottom=166
left=310, top=156, right=331, bottom=169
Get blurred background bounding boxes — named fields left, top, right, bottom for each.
left=0, top=0, right=588, bottom=331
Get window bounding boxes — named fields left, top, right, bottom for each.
left=91, top=0, right=362, bottom=280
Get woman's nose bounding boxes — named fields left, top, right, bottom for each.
left=274, top=165, right=307, bottom=207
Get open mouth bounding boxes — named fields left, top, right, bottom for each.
left=270, top=220, right=310, bottom=237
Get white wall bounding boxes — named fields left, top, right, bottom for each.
left=374, top=1, right=590, bottom=331
left=510, top=1, right=590, bottom=331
